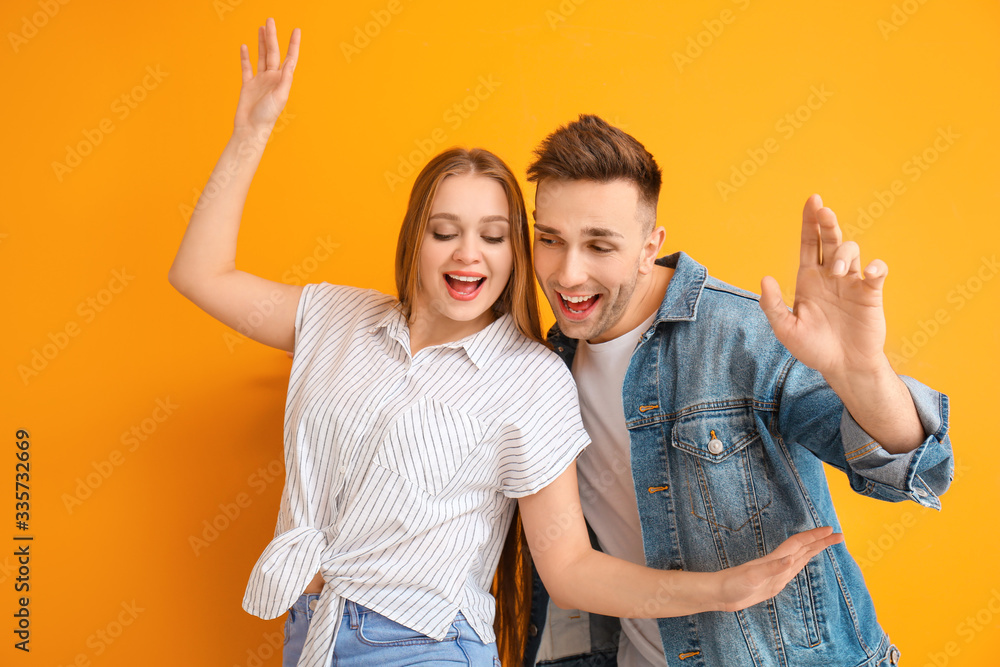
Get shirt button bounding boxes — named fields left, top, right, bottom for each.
left=528, top=623, right=538, bottom=637
left=339, top=465, right=347, bottom=474
left=708, top=438, right=724, bottom=455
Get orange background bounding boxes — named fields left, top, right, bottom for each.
left=4, top=1, right=998, bottom=665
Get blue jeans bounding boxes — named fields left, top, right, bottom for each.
left=283, top=594, right=500, bottom=666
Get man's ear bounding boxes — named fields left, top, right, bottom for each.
left=639, top=225, right=666, bottom=275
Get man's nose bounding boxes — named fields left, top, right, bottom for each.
left=554, top=250, right=587, bottom=289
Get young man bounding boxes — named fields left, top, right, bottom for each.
left=525, top=115, right=953, bottom=667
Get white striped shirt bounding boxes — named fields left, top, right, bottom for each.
left=242, top=283, right=590, bottom=667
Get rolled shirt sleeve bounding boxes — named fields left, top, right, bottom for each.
left=838, top=375, right=953, bottom=509
left=778, top=359, right=954, bottom=510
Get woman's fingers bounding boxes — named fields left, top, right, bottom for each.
left=239, top=43, right=253, bottom=83
left=265, top=17, right=281, bottom=71
left=256, top=25, right=265, bottom=74
left=281, top=27, right=301, bottom=81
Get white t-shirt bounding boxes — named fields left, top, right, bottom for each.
left=242, top=284, right=591, bottom=667
left=573, top=311, right=667, bottom=667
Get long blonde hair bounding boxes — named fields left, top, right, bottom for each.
left=394, top=147, right=538, bottom=664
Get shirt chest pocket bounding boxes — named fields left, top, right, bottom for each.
left=374, top=398, right=487, bottom=497
left=670, top=405, right=773, bottom=533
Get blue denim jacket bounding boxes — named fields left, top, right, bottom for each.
left=525, top=252, right=952, bottom=667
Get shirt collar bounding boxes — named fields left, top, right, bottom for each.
left=368, top=304, right=516, bottom=371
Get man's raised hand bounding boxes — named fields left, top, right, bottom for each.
left=759, top=194, right=891, bottom=380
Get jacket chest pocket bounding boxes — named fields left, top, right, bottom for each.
left=670, top=405, right=772, bottom=532
left=374, top=398, right=487, bottom=496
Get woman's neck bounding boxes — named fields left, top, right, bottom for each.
left=407, top=308, right=497, bottom=356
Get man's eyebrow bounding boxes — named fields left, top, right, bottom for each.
left=533, top=222, right=624, bottom=239
left=428, top=212, right=509, bottom=223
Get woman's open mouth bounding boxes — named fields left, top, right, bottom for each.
left=444, top=273, right=486, bottom=301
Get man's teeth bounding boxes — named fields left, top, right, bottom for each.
left=563, top=294, right=595, bottom=304
left=448, top=274, right=482, bottom=282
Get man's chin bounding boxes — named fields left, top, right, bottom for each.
left=552, top=313, right=603, bottom=341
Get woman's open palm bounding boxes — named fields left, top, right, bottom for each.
left=235, top=17, right=300, bottom=132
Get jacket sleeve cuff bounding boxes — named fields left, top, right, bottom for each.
left=840, top=375, right=953, bottom=510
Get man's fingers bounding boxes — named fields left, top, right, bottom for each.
left=799, top=194, right=824, bottom=266
left=828, top=240, right=860, bottom=277
left=816, top=206, right=843, bottom=265
left=863, top=259, right=889, bottom=292
left=759, top=276, right=793, bottom=340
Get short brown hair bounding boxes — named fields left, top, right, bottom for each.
left=395, top=147, right=542, bottom=344
left=527, top=114, right=662, bottom=230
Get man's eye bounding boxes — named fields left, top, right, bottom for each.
left=482, top=236, right=505, bottom=244
left=591, top=245, right=613, bottom=254
left=536, top=237, right=556, bottom=246
left=432, top=232, right=456, bottom=241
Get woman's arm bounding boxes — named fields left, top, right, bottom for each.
left=168, top=18, right=303, bottom=352
left=518, top=463, right=843, bottom=617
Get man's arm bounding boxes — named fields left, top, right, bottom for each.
left=759, top=194, right=925, bottom=454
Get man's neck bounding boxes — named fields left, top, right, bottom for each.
left=590, top=264, right=673, bottom=344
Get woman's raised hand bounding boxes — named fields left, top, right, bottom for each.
left=235, top=18, right=300, bottom=133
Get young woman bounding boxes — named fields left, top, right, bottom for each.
left=169, top=19, right=842, bottom=667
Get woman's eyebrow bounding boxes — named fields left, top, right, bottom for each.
left=428, top=212, right=509, bottom=224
